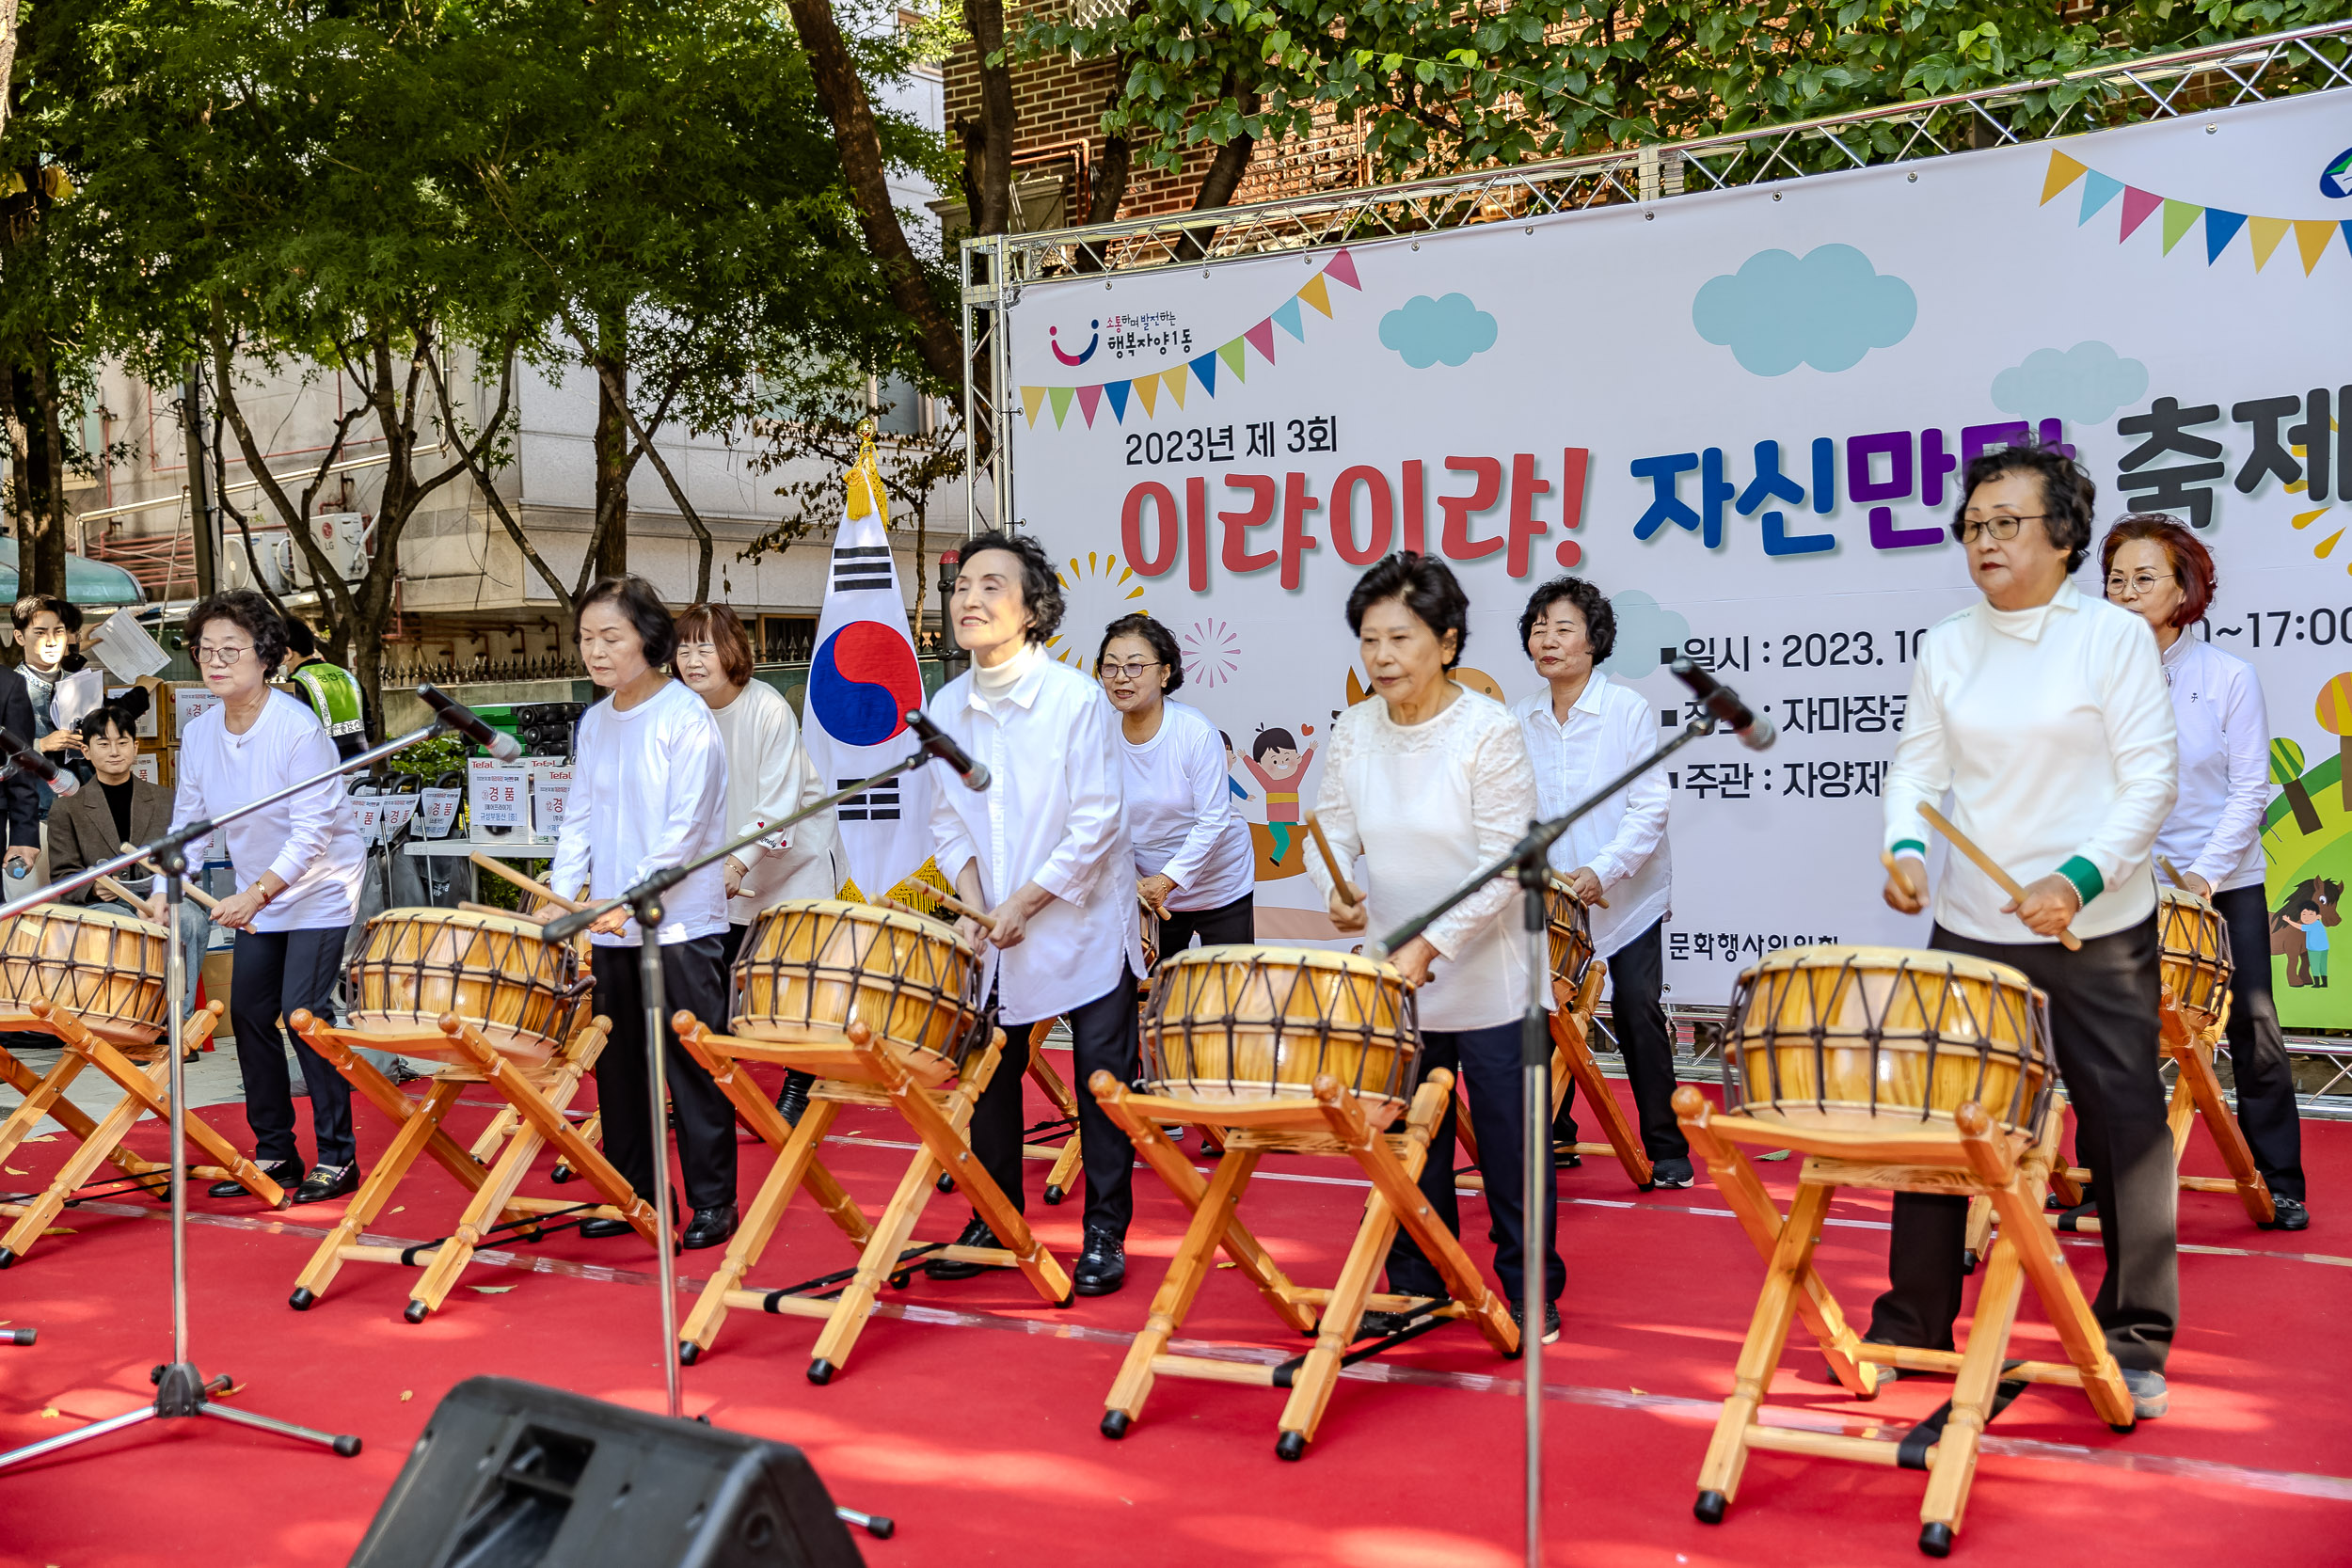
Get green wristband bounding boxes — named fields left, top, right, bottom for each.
left=2056, top=856, right=2103, bottom=908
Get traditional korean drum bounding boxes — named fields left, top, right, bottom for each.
left=1546, top=879, right=1595, bottom=988
left=0, top=903, right=171, bottom=1046
left=730, top=899, right=984, bottom=1076
left=2155, top=885, right=2233, bottom=1022
left=344, top=908, right=587, bottom=1064
left=1724, top=944, right=2053, bottom=1140
left=1143, top=944, right=1422, bottom=1127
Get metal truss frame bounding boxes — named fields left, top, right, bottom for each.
left=961, top=18, right=2352, bottom=533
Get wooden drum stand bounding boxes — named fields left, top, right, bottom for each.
left=1675, top=1085, right=2135, bottom=1555
left=0, top=998, right=282, bottom=1264
left=1456, top=962, right=1653, bottom=1192
left=673, top=1012, right=1072, bottom=1383
left=284, top=1009, right=664, bottom=1318
left=1091, top=1069, right=1518, bottom=1460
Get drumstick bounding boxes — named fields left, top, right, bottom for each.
left=882, top=895, right=972, bottom=933
left=914, top=886, right=998, bottom=934
left=119, top=845, right=219, bottom=911
left=1304, top=813, right=1362, bottom=907
left=1917, top=805, right=2081, bottom=952
left=461, top=899, right=548, bottom=924
left=1879, top=849, right=1925, bottom=903
left=96, top=876, right=154, bottom=912
left=469, top=851, right=585, bottom=913
left=2158, top=855, right=2191, bottom=891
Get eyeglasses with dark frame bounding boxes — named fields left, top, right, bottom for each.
left=1953, top=514, right=2049, bottom=545
left=1098, top=658, right=1164, bottom=681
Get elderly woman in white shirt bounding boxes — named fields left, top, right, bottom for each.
left=2103, top=515, right=2305, bottom=1230
left=1881, top=447, right=2178, bottom=1418
left=1306, top=552, right=1564, bottom=1345
left=922, top=531, right=1144, bottom=1297
left=675, top=602, right=843, bottom=1126
left=546, top=578, right=739, bottom=1251
left=1095, top=613, right=1254, bottom=953
left=1508, top=577, right=1686, bottom=1187
left=174, top=591, right=368, bottom=1208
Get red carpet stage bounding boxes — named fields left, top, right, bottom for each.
left=3, top=1065, right=2345, bottom=1566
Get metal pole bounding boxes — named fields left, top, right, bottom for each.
left=1518, top=864, right=1549, bottom=1567
left=166, top=852, right=190, bottom=1368
left=636, top=905, right=682, bottom=1420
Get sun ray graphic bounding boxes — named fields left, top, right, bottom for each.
left=1043, top=550, right=1150, bottom=667
left=1179, top=618, right=1242, bottom=689
left=2288, top=418, right=2345, bottom=572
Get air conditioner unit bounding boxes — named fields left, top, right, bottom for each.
left=222, top=531, right=296, bottom=594
left=306, top=512, right=373, bottom=583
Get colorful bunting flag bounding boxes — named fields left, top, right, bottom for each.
left=1134, top=374, right=1158, bottom=419
left=2041, top=149, right=2344, bottom=277
left=1297, top=273, right=1334, bottom=317
left=1104, top=380, right=1131, bottom=423
left=1216, top=338, right=1248, bottom=381
left=1243, top=319, right=1278, bottom=365
left=1271, top=296, right=1306, bottom=341
left=1164, top=365, right=1187, bottom=408
left=1075, top=384, right=1104, bottom=427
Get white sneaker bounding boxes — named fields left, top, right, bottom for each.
left=2118, top=1367, right=2168, bottom=1419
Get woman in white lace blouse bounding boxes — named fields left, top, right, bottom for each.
left=1305, top=552, right=1564, bottom=1344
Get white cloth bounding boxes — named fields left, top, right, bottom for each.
left=2153, top=633, right=2268, bottom=895
left=547, top=678, right=731, bottom=947
left=1305, top=687, right=1544, bottom=1032
left=1121, top=699, right=1254, bottom=912
left=925, top=642, right=1144, bottom=1025
left=706, top=680, right=843, bottom=920
left=1884, top=580, right=2177, bottom=942
left=1510, top=678, right=1672, bottom=958
left=169, top=689, right=364, bottom=932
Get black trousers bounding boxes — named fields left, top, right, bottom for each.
left=2215, top=884, right=2306, bottom=1202
left=1388, top=1020, right=1566, bottom=1306
left=592, top=935, right=738, bottom=1212
left=1557, top=918, right=1690, bottom=1168
left=970, top=973, right=1139, bottom=1238
left=1153, top=891, right=1254, bottom=955
left=231, top=926, right=355, bottom=1168
left=1869, top=916, right=2178, bottom=1372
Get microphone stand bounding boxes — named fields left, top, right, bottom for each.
left=0, top=719, right=454, bottom=1477
left=538, top=736, right=962, bottom=1542
left=1375, top=712, right=1719, bottom=1568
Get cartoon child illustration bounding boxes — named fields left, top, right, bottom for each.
left=1219, top=731, right=1258, bottom=815
left=2301, top=907, right=2330, bottom=989
left=1242, top=725, right=1315, bottom=867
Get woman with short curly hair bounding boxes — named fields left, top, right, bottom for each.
left=921, top=531, right=1145, bottom=1297
left=174, top=589, right=368, bottom=1207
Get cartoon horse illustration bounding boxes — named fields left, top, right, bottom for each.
left=2272, top=878, right=2344, bottom=988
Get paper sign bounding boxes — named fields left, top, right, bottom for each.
left=378, top=795, right=421, bottom=838
left=172, top=687, right=222, bottom=739
left=131, top=753, right=159, bottom=784
left=468, top=759, right=527, bottom=832
left=345, top=794, right=384, bottom=843
left=50, top=670, right=103, bottom=732
left=527, top=760, right=572, bottom=842
left=84, top=610, right=171, bottom=683
left=104, top=687, right=161, bottom=738
left=419, top=787, right=461, bottom=839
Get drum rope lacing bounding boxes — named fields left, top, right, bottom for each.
left=734, top=906, right=984, bottom=1070
left=349, top=916, right=589, bottom=1047
left=1724, top=949, right=2055, bottom=1135
left=0, top=910, right=173, bottom=1037
left=1142, top=950, right=1422, bottom=1103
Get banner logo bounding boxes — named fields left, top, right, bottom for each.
left=1050, top=319, right=1101, bottom=366
left=2324, top=146, right=2352, bottom=199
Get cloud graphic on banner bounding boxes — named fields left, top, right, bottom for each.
left=1601, top=592, right=1691, bottom=679
left=1378, top=293, right=1498, bottom=369
left=1990, top=341, right=2150, bottom=425
left=1692, top=245, right=1916, bottom=375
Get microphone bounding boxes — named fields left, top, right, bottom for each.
left=419, top=684, right=521, bottom=763
left=904, top=709, right=990, bottom=792
left=0, top=726, right=75, bottom=796
left=1669, top=658, right=1778, bottom=752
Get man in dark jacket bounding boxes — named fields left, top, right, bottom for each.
left=0, top=663, right=43, bottom=878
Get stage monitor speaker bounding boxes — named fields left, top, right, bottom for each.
left=348, top=1376, right=865, bottom=1568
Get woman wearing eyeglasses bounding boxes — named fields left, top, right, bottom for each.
left=1877, top=446, right=2179, bottom=1419
left=1095, top=614, right=1254, bottom=954
left=173, top=590, right=369, bottom=1207
left=2102, top=515, right=2305, bottom=1230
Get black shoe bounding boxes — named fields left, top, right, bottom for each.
left=1649, top=1160, right=1695, bottom=1190
left=1552, top=1144, right=1582, bottom=1168
left=927, top=1217, right=1001, bottom=1280
left=1508, top=1301, right=1562, bottom=1345
left=291, top=1164, right=359, bottom=1205
left=210, top=1159, right=301, bottom=1199
left=775, top=1071, right=812, bottom=1127
left=1357, top=1304, right=1437, bottom=1339
left=386, top=1060, right=425, bottom=1086
left=681, top=1203, right=739, bottom=1250
left=1073, top=1227, right=1126, bottom=1295
left=581, top=1189, right=677, bottom=1240
left=2261, top=1195, right=2311, bottom=1232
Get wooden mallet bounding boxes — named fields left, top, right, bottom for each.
left=120, top=844, right=219, bottom=911
left=1305, top=812, right=1361, bottom=908
left=911, top=886, right=998, bottom=934
left=469, top=851, right=586, bottom=913
left=1918, top=804, right=2081, bottom=951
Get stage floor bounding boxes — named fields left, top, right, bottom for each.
left=1, top=1059, right=2345, bottom=1567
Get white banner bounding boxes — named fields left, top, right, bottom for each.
left=1007, top=89, right=2352, bottom=1027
